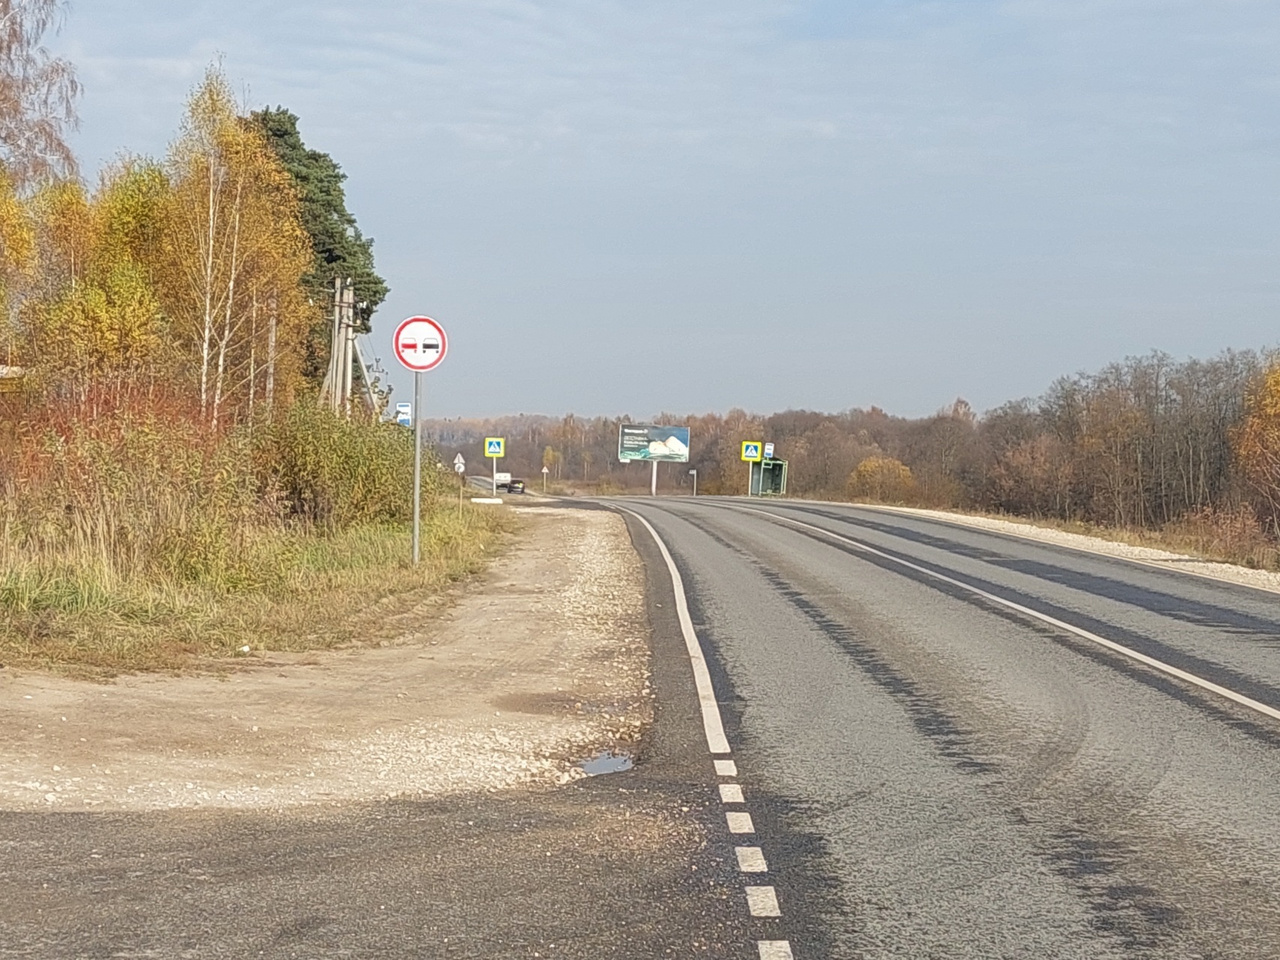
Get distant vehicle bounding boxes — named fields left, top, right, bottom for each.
left=507, top=479, right=526, bottom=494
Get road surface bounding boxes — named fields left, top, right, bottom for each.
left=617, top=496, right=1280, bottom=959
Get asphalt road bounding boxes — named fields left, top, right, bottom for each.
left=617, top=497, right=1280, bottom=959
left=9, top=496, right=1280, bottom=959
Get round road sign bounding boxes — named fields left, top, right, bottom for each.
left=393, top=316, right=448, bottom=372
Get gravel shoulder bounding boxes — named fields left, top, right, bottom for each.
left=0, top=506, right=652, bottom=811
left=858, top=502, right=1280, bottom=594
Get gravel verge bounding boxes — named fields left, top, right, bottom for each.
left=0, top=506, right=652, bottom=810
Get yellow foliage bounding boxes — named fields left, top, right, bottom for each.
left=0, top=168, right=36, bottom=326
left=1234, top=366, right=1280, bottom=517
left=157, top=66, right=314, bottom=424
left=18, top=162, right=169, bottom=383
left=848, top=455, right=917, bottom=503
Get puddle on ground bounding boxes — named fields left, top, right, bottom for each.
left=578, top=750, right=634, bottom=776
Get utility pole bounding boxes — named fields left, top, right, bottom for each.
left=341, top=279, right=355, bottom=416
left=265, top=288, right=278, bottom=415
left=321, top=277, right=341, bottom=411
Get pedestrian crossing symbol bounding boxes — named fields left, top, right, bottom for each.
left=741, top=441, right=763, bottom=462
left=485, top=437, right=505, bottom=458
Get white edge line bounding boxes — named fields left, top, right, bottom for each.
left=617, top=507, right=733, bottom=754
left=803, top=499, right=1280, bottom=598
left=744, top=506, right=1280, bottom=725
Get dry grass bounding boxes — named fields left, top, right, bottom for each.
left=0, top=507, right=512, bottom=676
left=0, top=403, right=513, bottom=676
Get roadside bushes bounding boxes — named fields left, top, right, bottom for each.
left=0, top=401, right=431, bottom=602
left=252, top=403, right=421, bottom=529
left=1, top=408, right=269, bottom=592
left=847, top=456, right=918, bottom=504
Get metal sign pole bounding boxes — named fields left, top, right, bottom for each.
left=492, top=455, right=497, bottom=497
left=412, top=371, right=423, bottom=565
left=746, top=460, right=752, bottom=498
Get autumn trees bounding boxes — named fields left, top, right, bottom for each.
left=1234, top=365, right=1280, bottom=535
left=0, top=0, right=79, bottom=187
left=159, top=69, right=312, bottom=425
left=427, top=348, right=1280, bottom=549
left=3, top=67, right=340, bottom=425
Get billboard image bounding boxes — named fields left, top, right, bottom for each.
left=618, top=424, right=691, bottom=463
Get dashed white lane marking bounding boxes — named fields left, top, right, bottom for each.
left=719, top=783, right=745, bottom=803
left=758, top=942, right=795, bottom=960
left=736, top=846, right=768, bottom=872
left=726, top=811, right=755, bottom=834
left=620, top=508, right=732, bottom=754
left=714, top=759, right=738, bottom=777
left=746, top=886, right=782, bottom=917
left=747, top=506, right=1280, bottom=726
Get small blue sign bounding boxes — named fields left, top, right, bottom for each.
left=395, top=402, right=412, bottom=427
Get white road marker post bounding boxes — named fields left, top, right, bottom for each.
left=651, top=459, right=658, bottom=497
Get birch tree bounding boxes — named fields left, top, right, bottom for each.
left=158, top=67, right=311, bottom=427
left=0, top=0, right=78, bottom=186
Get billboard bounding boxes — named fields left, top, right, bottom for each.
left=618, top=424, right=691, bottom=463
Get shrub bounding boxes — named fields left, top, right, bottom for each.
left=847, top=456, right=918, bottom=504
left=251, top=404, right=419, bottom=529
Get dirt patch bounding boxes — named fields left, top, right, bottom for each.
left=0, top=506, right=651, bottom=810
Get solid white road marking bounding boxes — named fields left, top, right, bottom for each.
left=727, top=811, right=756, bottom=834
left=719, top=783, right=745, bottom=803
left=736, top=846, right=768, bottom=872
left=746, top=886, right=782, bottom=917
left=619, top=509, right=732, bottom=754
left=758, top=942, right=795, bottom=960
left=748, top=507, right=1280, bottom=726
left=617, top=506, right=793, bottom=955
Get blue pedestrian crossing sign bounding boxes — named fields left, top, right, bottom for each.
left=485, top=437, right=505, bottom=458
left=741, top=441, right=763, bottom=462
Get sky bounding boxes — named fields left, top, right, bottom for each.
left=49, top=0, right=1280, bottom=419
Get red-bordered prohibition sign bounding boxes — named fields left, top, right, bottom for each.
left=393, top=316, right=448, bottom=372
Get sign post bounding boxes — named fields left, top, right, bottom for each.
left=485, top=437, right=505, bottom=496
left=393, top=316, right=449, bottom=565
left=454, top=454, right=466, bottom=516
left=689, top=468, right=697, bottom=497
left=741, top=441, right=763, bottom=497
left=541, top=464, right=550, bottom=494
